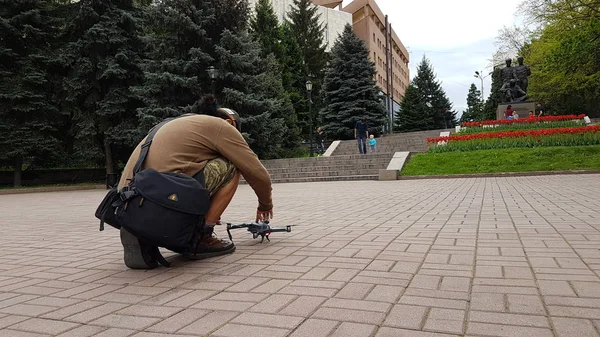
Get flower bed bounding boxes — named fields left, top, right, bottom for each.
left=460, top=114, right=586, bottom=127
left=458, top=119, right=585, bottom=134
left=427, top=125, right=600, bottom=153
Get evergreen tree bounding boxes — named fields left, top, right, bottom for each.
left=411, top=56, right=453, bottom=130
left=133, top=0, right=215, bottom=132
left=249, top=0, right=299, bottom=149
left=215, top=29, right=289, bottom=158
left=461, top=83, right=483, bottom=122
left=320, top=24, right=386, bottom=140
left=439, top=93, right=458, bottom=129
left=207, top=0, right=249, bottom=45
left=0, top=0, right=63, bottom=186
left=47, top=1, right=89, bottom=166
left=287, top=0, right=328, bottom=138
left=279, top=21, right=304, bottom=107
left=61, top=0, right=146, bottom=176
left=395, top=84, right=433, bottom=132
left=249, top=0, right=283, bottom=59
left=482, top=66, right=501, bottom=120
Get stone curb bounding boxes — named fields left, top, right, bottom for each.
left=399, top=169, right=600, bottom=180
left=0, top=184, right=106, bottom=195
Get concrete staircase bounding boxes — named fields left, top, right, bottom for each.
left=330, top=129, right=451, bottom=156
left=242, top=153, right=393, bottom=184
left=241, top=129, right=452, bottom=184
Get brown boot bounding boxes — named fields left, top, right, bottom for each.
left=183, top=225, right=235, bottom=260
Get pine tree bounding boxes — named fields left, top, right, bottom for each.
left=438, top=93, right=458, bottom=129
left=249, top=0, right=299, bottom=149
left=320, top=24, right=386, bottom=140
left=287, top=0, right=327, bottom=79
left=215, top=29, right=289, bottom=158
left=411, top=56, right=453, bottom=130
left=287, top=0, right=328, bottom=138
left=482, top=66, right=502, bottom=120
left=133, top=0, right=215, bottom=132
left=279, top=21, right=304, bottom=106
left=0, top=0, right=63, bottom=186
left=439, top=91, right=459, bottom=129
left=249, top=0, right=283, bottom=59
left=461, top=83, right=483, bottom=122
left=395, top=84, right=433, bottom=132
left=61, top=0, right=146, bottom=176
left=207, top=0, right=249, bottom=45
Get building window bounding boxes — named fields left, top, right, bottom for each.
left=373, top=33, right=375, bottom=42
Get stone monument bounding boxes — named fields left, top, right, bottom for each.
left=514, top=56, right=531, bottom=93
left=496, top=56, right=536, bottom=119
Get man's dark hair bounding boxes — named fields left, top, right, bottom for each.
left=191, top=94, right=242, bottom=132
left=192, top=94, right=228, bottom=119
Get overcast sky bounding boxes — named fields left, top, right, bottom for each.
left=341, top=0, right=524, bottom=113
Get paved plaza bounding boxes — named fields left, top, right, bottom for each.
left=1, top=174, right=600, bottom=337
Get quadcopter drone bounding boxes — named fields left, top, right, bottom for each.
left=226, top=221, right=292, bottom=243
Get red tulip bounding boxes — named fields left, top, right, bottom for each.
left=428, top=125, right=600, bottom=143
left=459, top=114, right=586, bottom=128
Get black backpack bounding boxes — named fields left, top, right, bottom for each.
left=94, top=118, right=211, bottom=266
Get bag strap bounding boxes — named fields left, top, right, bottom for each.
left=132, top=118, right=176, bottom=175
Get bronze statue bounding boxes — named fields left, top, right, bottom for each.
left=514, top=56, right=531, bottom=93
left=500, top=58, right=517, bottom=86
left=499, top=58, right=529, bottom=103
left=500, top=79, right=528, bottom=103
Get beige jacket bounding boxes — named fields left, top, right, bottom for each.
left=117, top=114, right=273, bottom=211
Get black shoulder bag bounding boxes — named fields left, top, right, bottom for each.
left=95, top=118, right=211, bottom=259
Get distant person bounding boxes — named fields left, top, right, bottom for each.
left=315, top=127, right=325, bottom=155
left=369, top=135, right=377, bottom=153
left=529, top=110, right=535, bottom=118
left=536, top=103, right=545, bottom=117
left=354, top=118, right=368, bottom=154
left=505, top=105, right=514, bottom=120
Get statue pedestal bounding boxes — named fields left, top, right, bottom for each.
left=497, top=101, right=536, bottom=120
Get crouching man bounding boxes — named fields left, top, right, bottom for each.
left=117, top=95, right=273, bottom=268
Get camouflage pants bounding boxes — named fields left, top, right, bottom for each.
left=198, top=157, right=238, bottom=197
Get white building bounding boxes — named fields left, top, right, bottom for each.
left=247, top=0, right=352, bottom=51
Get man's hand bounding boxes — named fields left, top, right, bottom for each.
left=256, top=208, right=273, bottom=222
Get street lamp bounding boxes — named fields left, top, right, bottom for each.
left=474, top=70, right=491, bottom=101
left=306, top=80, right=314, bottom=158
left=207, top=66, right=217, bottom=94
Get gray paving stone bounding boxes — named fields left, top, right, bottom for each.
left=0, top=175, right=599, bottom=336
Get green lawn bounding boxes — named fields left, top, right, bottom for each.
left=402, top=145, right=600, bottom=176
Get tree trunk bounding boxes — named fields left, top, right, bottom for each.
left=104, top=138, right=114, bottom=175
left=13, top=154, right=23, bottom=187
